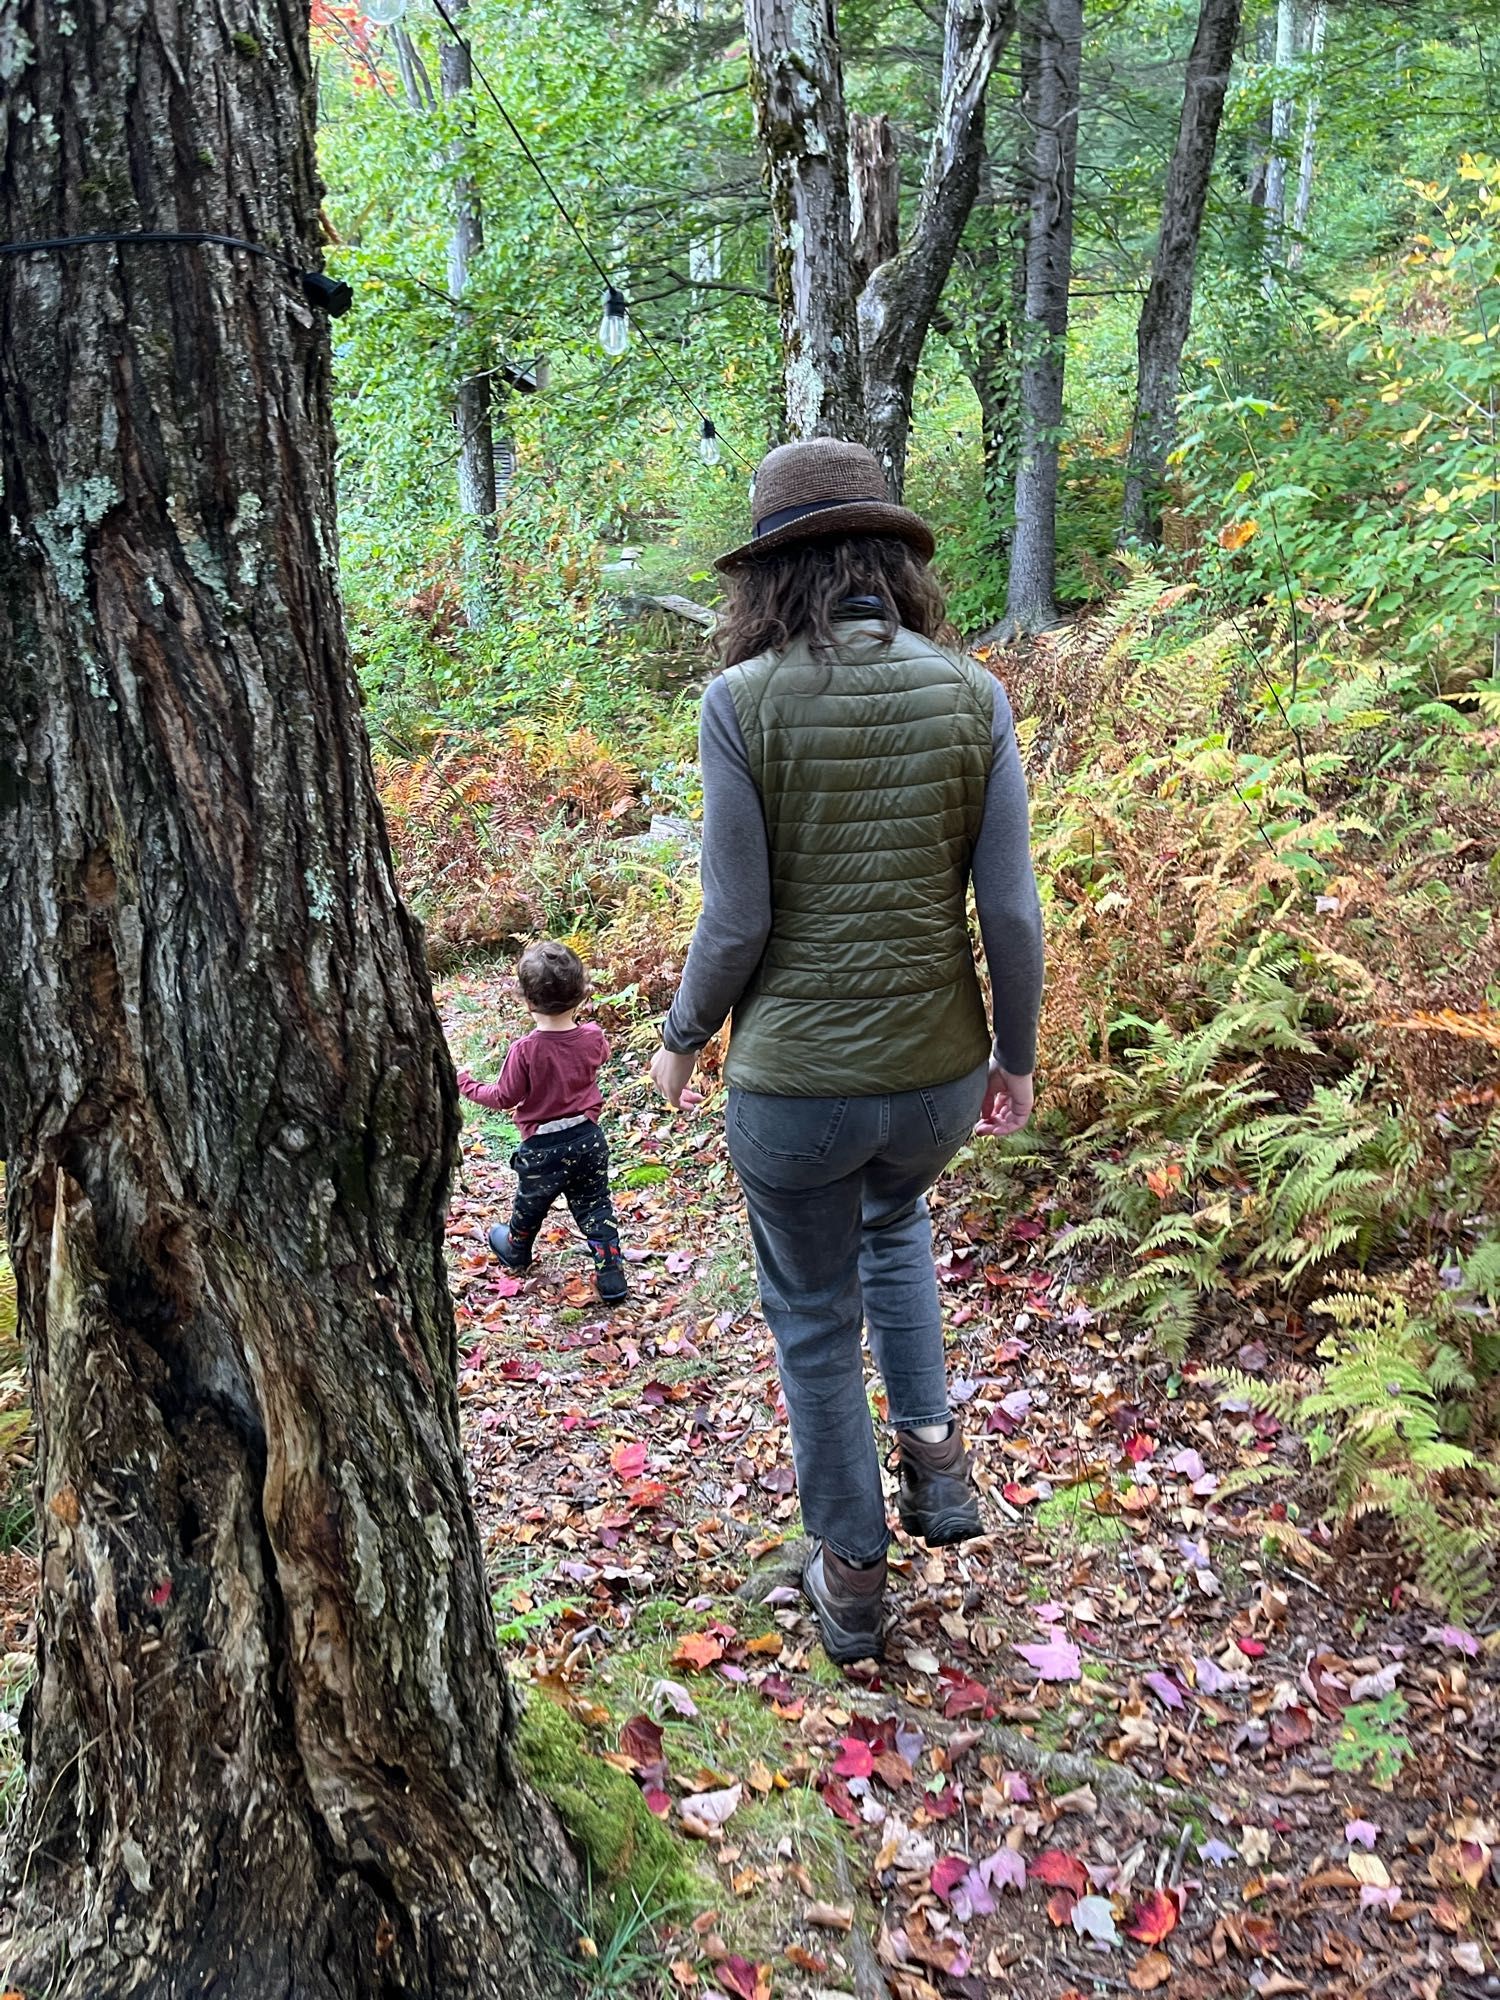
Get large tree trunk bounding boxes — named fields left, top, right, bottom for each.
left=859, top=0, right=1016, bottom=495
left=442, top=0, right=499, bottom=626
left=0, top=3, right=573, bottom=1994
left=1002, top=0, right=1083, bottom=635
left=744, top=0, right=866, bottom=438
left=1120, top=0, right=1243, bottom=545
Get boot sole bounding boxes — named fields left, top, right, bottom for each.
left=898, top=1500, right=982, bottom=1547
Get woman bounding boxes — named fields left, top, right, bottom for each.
left=650, top=437, right=1043, bottom=1664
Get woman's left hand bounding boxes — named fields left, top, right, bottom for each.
left=651, top=1046, right=703, bottom=1109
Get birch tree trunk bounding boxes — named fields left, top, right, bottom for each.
left=1287, top=1, right=1327, bottom=265
left=442, top=0, right=499, bottom=624
left=744, top=0, right=866, bottom=438
left=0, top=2, right=573, bottom=1992
left=1120, top=0, right=1243, bottom=545
left=1261, top=0, right=1299, bottom=292
left=1002, top=0, right=1083, bottom=635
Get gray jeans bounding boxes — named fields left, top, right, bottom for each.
left=725, top=1061, right=989, bottom=1564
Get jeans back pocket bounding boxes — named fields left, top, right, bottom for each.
left=730, top=1089, right=849, bottom=1163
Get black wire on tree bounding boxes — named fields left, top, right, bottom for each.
left=0, top=230, right=353, bottom=316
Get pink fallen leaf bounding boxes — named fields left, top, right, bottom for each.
left=1143, top=1671, right=1185, bottom=1711
left=1014, top=1637, right=1081, bottom=1682
left=983, top=1848, right=1027, bottom=1892
left=1168, top=1447, right=1205, bottom=1481
left=1345, top=1820, right=1381, bottom=1850
left=665, top=1249, right=696, bottom=1276
left=610, top=1440, right=647, bottom=1482
left=650, top=1678, right=699, bottom=1719
left=1360, top=1884, right=1401, bottom=1912
left=491, top=1271, right=525, bottom=1298
left=1423, top=1623, right=1480, bottom=1657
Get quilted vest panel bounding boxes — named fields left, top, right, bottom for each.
left=722, top=623, right=994, bottom=1097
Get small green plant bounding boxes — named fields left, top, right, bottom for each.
left=1331, top=1689, right=1411, bottom=1787
left=546, top=1866, right=686, bottom=1995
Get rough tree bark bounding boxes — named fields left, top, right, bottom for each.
left=744, top=0, right=1011, bottom=481
left=859, top=0, right=1016, bottom=495
left=743, top=0, right=867, bottom=439
left=1002, top=0, right=1083, bottom=635
left=1120, top=0, right=1243, bottom=546
left=442, top=0, right=499, bottom=625
left=0, top=3, right=573, bottom=1995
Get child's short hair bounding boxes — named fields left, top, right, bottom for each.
left=517, top=940, right=588, bottom=1015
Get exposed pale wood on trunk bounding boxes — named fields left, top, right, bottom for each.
left=859, top=0, right=1017, bottom=496
left=849, top=113, right=901, bottom=289
left=1002, top=0, right=1083, bottom=635
left=743, top=0, right=866, bottom=439
left=0, top=1, right=573, bottom=1990
left=1121, top=0, right=1243, bottom=545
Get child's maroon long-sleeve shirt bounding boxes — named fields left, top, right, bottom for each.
left=457, top=1023, right=609, bottom=1139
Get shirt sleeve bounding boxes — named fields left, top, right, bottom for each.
left=661, top=676, right=773, bottom=1054
left=457, top=1067, right=513, bottom=1111
left=972, top=677, right=1045, bottom=1075
left=591, top=1025, right=611, bottom=1064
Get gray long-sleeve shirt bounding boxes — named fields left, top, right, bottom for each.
left=662, top=663, right=1045, bottom=1076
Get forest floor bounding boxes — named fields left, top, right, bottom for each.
left=439, top=969, right=1500, bottom=2000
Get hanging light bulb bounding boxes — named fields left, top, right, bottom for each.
left=599, top=287, right=629, bottom=357
left=698, top=418, right=721, bottom=467
left=363, top=0, right=407, bottom=23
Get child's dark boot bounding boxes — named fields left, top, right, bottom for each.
left=590, top=1237, right=628, bottom=1303
left=488, top=1222, right=534, bottom=1271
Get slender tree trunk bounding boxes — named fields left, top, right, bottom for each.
left=1120, top=0, right=1243, bottom=545
left=859, top=0, right=1016, bottom=494
left=0, top=3, right=573, bottom=1993
left=743, top=0, right=866, bottom=438
left=1002, top=0, right=1083, bottom=635
left=442, top=0, right=498, bottom=625
left=1261, top=0, right=1298, bottom=293
left=1287, top=0, right=1327, bottom=265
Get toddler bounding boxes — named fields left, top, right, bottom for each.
left=456, top=941, right=627, bottom=1303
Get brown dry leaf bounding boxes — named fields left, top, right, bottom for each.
left=1128, top=1951, right=1173, bottom=1993
left=784, top=1944, right=826, bottom=1975
left=804, top=1902, right=853, bottom=1933
left=1432, top=1893, right=1469, bottom=1933
left=1255, top=1979, right=1309, bottom=1997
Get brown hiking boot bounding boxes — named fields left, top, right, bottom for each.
left=894, top=1426, right=982, bottom=1547
left=802, top=1544, right=887, bottom=1665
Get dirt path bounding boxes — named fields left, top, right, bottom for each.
left=440, top=971, right=1500, bottom=2000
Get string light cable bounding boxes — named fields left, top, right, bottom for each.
left=0, top=229, right=352, bottom=315
left=425, top=0, right=750, bottom=469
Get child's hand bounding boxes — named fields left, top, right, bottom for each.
left=651, top=1046, right=703, bottom=1109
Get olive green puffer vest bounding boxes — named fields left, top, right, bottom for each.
left=722, top=623, right=995, bottom=1097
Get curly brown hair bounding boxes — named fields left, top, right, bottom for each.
left=714, top=535, right=953, bottom=667
left=517, top=940, right=588, bottom=1015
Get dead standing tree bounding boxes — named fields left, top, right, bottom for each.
left=0, top=0, right=574, bottom=1992
left=1121, top=0, right=1243, bottom=546
left=744, top=0, right=1015, bottom=497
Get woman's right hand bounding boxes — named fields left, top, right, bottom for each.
left=976, top=1061, right=1033, bottom=1137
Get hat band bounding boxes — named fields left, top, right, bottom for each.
left=753, top=494, right=887, bottom=538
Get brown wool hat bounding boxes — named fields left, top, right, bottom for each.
left=715, top=437, right=937, bottom=572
